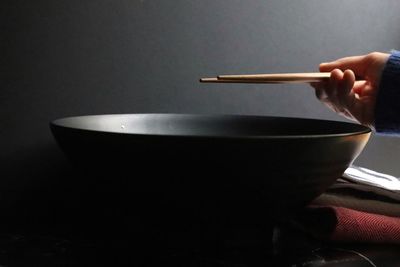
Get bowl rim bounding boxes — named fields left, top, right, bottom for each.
left=50, top=113, right=372, bottom=140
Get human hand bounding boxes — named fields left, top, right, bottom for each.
left=312, top=52, right=390, bottom=127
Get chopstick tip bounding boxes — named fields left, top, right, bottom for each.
left=200, top=78, right=218, bottom=83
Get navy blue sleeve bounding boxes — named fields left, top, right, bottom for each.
left=374, top=50, right=400, bottom=134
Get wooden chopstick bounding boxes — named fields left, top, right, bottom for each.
left=216, top=72, right=330, bottom=83
left=200, top=78, right=287, bottom=84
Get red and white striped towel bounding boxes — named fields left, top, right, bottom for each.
left=293, top=205, right=400, bottom=244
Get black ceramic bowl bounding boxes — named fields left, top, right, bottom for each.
left=50, top=114, right=370, bottom=251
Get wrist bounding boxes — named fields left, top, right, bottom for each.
left=374, top=50, right=400, bottom=134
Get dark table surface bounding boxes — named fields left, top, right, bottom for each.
left=0, top=225, right=398, bottom=267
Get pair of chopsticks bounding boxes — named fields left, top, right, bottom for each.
left=200, top=72, right=331, bottom=84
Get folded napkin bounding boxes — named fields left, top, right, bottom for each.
left=343, top=165, right=400, bottom=192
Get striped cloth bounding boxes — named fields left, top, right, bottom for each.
left=291, top=165, right=400, bottom=244
left=293, top=205, right=400, bottom=244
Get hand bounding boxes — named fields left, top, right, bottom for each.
left=312, top=52, right=390, bottom=127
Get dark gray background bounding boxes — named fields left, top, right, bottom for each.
left=2, top=0, right=400, bottom=210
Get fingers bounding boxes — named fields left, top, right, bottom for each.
left=314, top=52, right=386, bottom=125
left=352, top=81, right=368, bottom=95
left=326, top=69, right=343, bottom=101
left=319, top=55, right=367, bottom=77
left=339, top=70, right=357, bottom=113
left=352, top=80, right=377, bottom=100
left=314, top=69, right=356, bottom=115
left=339, top=69, right=356, bottom=105
left=330, top=68, right=343, bottom=90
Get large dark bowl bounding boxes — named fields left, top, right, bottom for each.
left=50, top=114, right=370, bottom=254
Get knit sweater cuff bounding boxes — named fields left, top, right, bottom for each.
left=374, top=50, right=400, bottom=134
